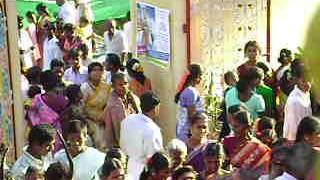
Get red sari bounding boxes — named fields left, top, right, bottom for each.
left=223, top=136, right=271, bottom=174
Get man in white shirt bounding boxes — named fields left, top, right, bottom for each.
left=9, top=124, right=56, bottom=180
left=18, top=16, right=34, bottom=69
left=63, top=49, right=88, bottom=85
left=55, top=120, right=105, bottom=180
left=43, top=23, right=63, bottom=71
left=74, top=0, right=94, bottom=25
left=56, top=0, right=77, bottom=25
left=103, top=20, right=126, bottom=57
left=120, top=92, right=163, bottom=180
left=283, top=60, right=312, bottom=141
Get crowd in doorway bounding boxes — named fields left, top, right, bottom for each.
left=1, top=0, right=319, bottom=180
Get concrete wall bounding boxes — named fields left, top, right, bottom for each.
left=131, top=0, right=187, bottom=144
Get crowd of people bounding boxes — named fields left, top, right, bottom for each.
left=2, top=0, right=319, bottom=180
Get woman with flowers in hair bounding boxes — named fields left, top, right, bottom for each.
left=175, top=64, right=204, bottom=142
left=126, top=58, right=152, bottom=97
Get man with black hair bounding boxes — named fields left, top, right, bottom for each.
left=54, top=120, right=105, bottom=180
left=43, top=22, right=63, bottom=71
left=283, top=59, right=312, bottom=142
left=10, top=124, right=56, bottom=180
left=104, top=53, right=125, bottom=85
left=63, top=49, right=88, bottom=85
left=120, top=91, right=163, bottom=180
left=103, top=20, right=126, bottom=57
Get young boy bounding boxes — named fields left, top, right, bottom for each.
left=54, top=120, right=105, bottom=180
left=10, top=124, right=56, bottom=180
left=63, top=49, right=88, bottom=85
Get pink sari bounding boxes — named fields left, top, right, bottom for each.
left=28, top=94, right=60, bottom=128
left=27, top=94, right=66, bottom=151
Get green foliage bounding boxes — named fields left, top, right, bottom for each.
left=201, top=70, right=223, bottom=139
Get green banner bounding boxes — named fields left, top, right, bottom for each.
left=16, top=0, right=130, bottom=23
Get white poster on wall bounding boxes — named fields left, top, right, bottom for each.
left=137, top=2, right=170, bottom=67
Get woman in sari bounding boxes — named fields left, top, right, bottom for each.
left=186, top=112, right=210, bottom=173
left=27, top=70, right=68, bottom=151
left=176, top=64, right=203, bottom=142
left=81, top=62, right=112, bottom=151
left=25, top=11, right=41, bottom=64
left=223, top=110, right=271, bottom=175
left=126, top=58, right=152, bottom=98
left=36, top=3, right=51, bottom=62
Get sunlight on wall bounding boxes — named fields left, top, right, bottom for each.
left=271, top=0, right=320, bottom=67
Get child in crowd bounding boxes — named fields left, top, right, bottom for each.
left=171, top=166, right=197, bottom=180
left=61, top=84, right=86, bottom=123
left=140, top=152, right=170, bottom=180
left=105, top=148, right=127, bottom=170
left=223, top=71, right=237, bottom=94
left=166, top=139, right=188, bottom=172
left=96, top=157, right=124, bottom=180
left=50, top=59, right=65, bottom=87
left=104, top=53, right=125, bottom=85
left=200, top=142, right=229, bottom=180
left=256, top=64, right=276, bottom=118
left=24, top=166, right=44, bottom=180
left=44, top=162, right=67, bottom=180
left=79, top=44, right=91, bottom=66
left=10, top=124, right=56, bottom=180
left=63, top=49, right=88, bottom=85
left=256, top=116, right=277, bottom=147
